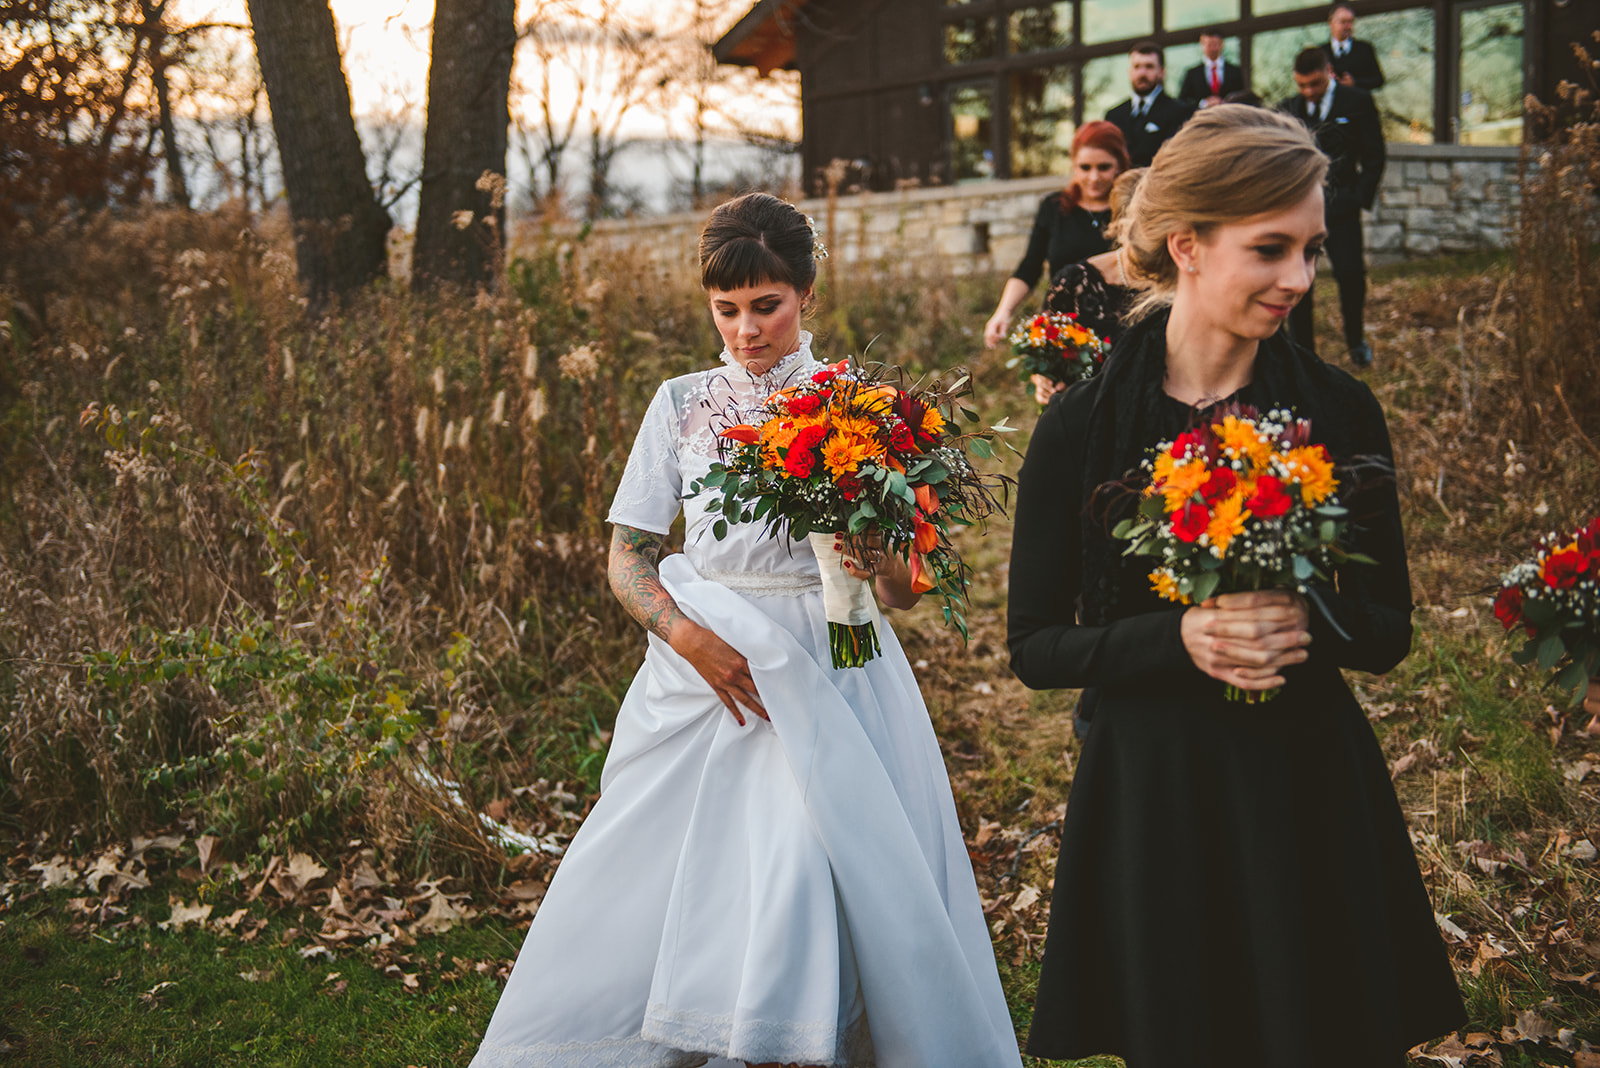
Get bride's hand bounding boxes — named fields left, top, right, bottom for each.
left=1180, top=589, right=1312, bottom=692
left=669, top=620, right=768, bottom=726
left=838, top=535, right=920, bottom=610
left=1031, top=374, right=1066, bottom=406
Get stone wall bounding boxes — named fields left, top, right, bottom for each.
left=523, top=143, right=1521, bottom=275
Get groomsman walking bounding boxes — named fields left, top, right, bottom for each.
left=1324, top=3, right=1385, bottom=92
left=1106, top=44, right=1195, bottom=167
left=1280, top=46, right=1385, bottom=367
left=1178, top=31, right=1244, bottom=109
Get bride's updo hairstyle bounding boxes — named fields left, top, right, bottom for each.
left=698, top=192, right=818, bottom=295
left=1122, top=105, right=1326, bottom=318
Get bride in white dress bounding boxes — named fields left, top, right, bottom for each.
left=469, top=193, right=1022, bottom=1068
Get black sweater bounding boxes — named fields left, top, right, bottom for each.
left=1010, top=195, right=1113, bottom=291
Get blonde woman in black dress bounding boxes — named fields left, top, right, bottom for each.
left=1008, top=105, right=1464, bottom=1068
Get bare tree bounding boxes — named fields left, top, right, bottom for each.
left=412, top=0, right=517, bottom=289
left=515, top=0, right=668, bottom=220
left=245, top=0, right=391, bottom=305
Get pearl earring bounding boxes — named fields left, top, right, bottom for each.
left=1186, top=265, right=1197, bottom=274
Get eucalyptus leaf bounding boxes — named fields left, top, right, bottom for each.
left=1191, top=571, right=1221, bottom=604
left=1293, top=556, right=1315, bottom=581
left=1537, top=634, right=1566, bottom=671
left=970, top=438, right=994, bottom=460
left=712, top=519, right=728, bottom=540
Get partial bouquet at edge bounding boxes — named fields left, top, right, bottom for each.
left=1112, top=403, right=1375, bottom=703
left=689, top=358, right=1013, bottom=668
left=1005, top=311, right=1109, bottom=389
left=1493, top=515, right=1600, bottom=706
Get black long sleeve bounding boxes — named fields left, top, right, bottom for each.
left=1006, top=387, right=1191, bottom=690
left=1300, top=382, right=1413, bottom=675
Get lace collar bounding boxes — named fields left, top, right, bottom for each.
left=715, top=330, right=818, bottom=395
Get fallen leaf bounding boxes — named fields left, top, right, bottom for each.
left=412, top=893, right=471, bottom=935
left=1553, top=970, right=1600, bottom=993
left=130, top=834, right=184, bottom=864
left=29, top=855, right=77, bottom=890
left=1565, top=839, right=1598, bottom=864
left=1501, top=1007, right=1561, bottom=1045
left=383, top=964, right=420, bottom=990
left=350, top=859, right=383, bottom=892
left=237, top=969, right=273, bottom=982
left=298, top=944, right=333, bottom=962
left=84, top=850, right=124, bottom=893
left=217, top=908, right=249, bottom=930
left=158, top=899, right=212, bottom=931
left=1413, top=1033, right=1503, bottom=1067
left=1011, top=884, right=1042, bottom=912
left=1436, top=912, right=1471, bottom=942
left=195, top=835, right=219, bottom=874
left=1563, top=761, right=1594, bottom=784
left=484, top=798, right=511, bottom=821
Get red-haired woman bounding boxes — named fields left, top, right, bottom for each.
left=983, top=121, right=1131, bottom=348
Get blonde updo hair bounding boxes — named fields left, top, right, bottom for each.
left=1122, top=105, right=1327, bottom=318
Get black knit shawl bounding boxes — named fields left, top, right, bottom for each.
left=1076, top=307, right=1367, bottom=626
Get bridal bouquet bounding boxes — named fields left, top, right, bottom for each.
left=1112, top=403, right=1373, bottom=703
left=690, top=359, right=1011, bottom=668
left=1005, top=311, right=1108, bottom=388
left=1493, top=515, right=1600, bottom=705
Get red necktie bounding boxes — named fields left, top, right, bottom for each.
left=1209, top=64, right=1220, bottom=94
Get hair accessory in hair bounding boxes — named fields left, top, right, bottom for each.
left=804, top=213, right=830, bottom=260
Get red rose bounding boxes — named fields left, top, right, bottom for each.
left=1200, top=468, right=1238, bottom=504
left=787, top=393, right=823, bottom=416
left=1492, top=585, right=1523, bottom=631
left=793, top=424, right=828, bottom=451
left=784, top=448, right=815, bottom=478
left=838, top=473, right=863, bottom=500
left=811, top=370, right=835, bottom=385
left=1170, top=501, right=1209, bottom=543
left=1542, top=547, right=1588, bottom=589
left=1245, top=474, right=1292, bottom=519
left=1169, top=429, right=1205, bottom=459
left=890, top=422, right=916, bottom=454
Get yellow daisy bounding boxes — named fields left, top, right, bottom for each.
left=1216, top=415, right=1273, bottom=472
left=1150, top=569, right=1188, bottom=603
left=1159, top=459, right=1209, bottom=511
left=821, top=431, right=878, bottom=477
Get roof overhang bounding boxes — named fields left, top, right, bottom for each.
left=712, top=0, right=810, bottom=76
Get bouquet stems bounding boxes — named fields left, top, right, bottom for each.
left=809, top=532, right=880, bottom=668
left=1224, top=684, right=1281, bottom=705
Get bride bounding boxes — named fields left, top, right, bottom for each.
left=469, top=192, right=1022, bottom=1068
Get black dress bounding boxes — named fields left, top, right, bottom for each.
left=1011, top=195, right=1114, bottom=292
left=1043, top=260, right=1133, bottom=348
left=1007, top=311, right=1465, bottom=1068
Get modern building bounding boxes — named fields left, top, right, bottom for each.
left=713, top=0, right=1595, bottom=194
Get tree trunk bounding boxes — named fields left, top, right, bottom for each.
left=246, top=0, right=390, bottom=305
left=413, top=0, right=516, bottom=290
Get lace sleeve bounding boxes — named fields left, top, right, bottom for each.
left=607, top=382, right=683, bottom=534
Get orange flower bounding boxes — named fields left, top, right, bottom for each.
left=909, top=551, right=937, bottom=594
left=1216, top=415, right=1274, bottom=472
left=1158, top=459, right=1209, bottom=511
left=914, top=483, right=940, bottom=515
left=719, top=424, right=759, bottom=444
left=1282, top=444, right=1337, bottom=506
left=821, top=432, right=876, bottom=477
left=1205, top=490, right=1250, bottom=555
left=920, top=407, right=946, bottom=437
left=1149, top=569, right=1187, bottom=603
left=914, top=514, right=939, bottom=553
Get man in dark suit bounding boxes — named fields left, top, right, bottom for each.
left=1280, top=46, right=1386, bottom=367
left=1179, top=31, right=1245, bottom=109
left=1106, top=43, right=1195, bottom=167
left=1324, top=3, right=1385, bottom=92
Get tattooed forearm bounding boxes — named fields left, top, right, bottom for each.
left=609, top=525, right=689, bottom=643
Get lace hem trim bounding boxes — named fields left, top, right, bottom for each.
left=468, top=1036, right=708, bottom=1068
left=698, top=568, right=823, bottom=596
left=642, top=1002, right=875, bottom=1067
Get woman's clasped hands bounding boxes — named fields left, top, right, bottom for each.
left=1180, top=589, right=1313, bottom=693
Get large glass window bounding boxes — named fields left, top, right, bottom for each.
left=1250, top=23, right=1325, bottom=109
left=1010, top=2, right=1073, bottom=55
left=1165, top=0, right=1239, bottom=34
left=1457, top=1, right=1524, bottom=144
left=950, top=83, right=996, bottom=181
left=1081, top=52, right=1131, bottom=124
left=1252, top=0, right=1322, bottom=15
left=1364, top=8, right=1435, bottom=142
left=1081, top=0, right=1151, bottom=46
left=944, top=17, right=998, bottom=65
left=1010, top=66, right=1076, bottom=177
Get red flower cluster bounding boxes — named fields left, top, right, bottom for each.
left=1494, top=514, right=1600, bottom=706
left=1495, top=515, right=1600, bottom=635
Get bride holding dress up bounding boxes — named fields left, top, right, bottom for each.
left=469, top=192, right=1022, bottom=1068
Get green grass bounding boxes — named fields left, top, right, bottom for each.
left=2, top=889, right=517, bottom=1067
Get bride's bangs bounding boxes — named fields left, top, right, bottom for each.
left=700, top=236, right=798, bottom=293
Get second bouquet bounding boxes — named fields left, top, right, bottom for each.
left=690, top=359, right=1011, bottom=668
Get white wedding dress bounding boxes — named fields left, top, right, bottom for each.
left=470, top=334, right=1022, bottom=1068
